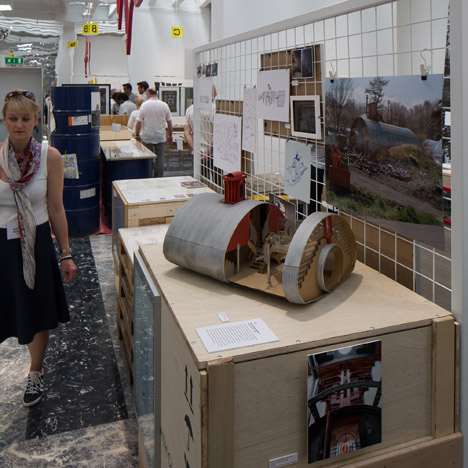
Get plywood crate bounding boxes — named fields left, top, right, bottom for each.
left=137, top=242, right=461, bottom=468
left=112, top=176, right=215, bottom=284
left=117, top=224, right=170, bottom=384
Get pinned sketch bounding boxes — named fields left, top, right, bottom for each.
left=242, top=87, right=257, bottom=153
left=213, top=113, right=242, bottom=173
left=307, top=341, right=382, bottom=463
left=284, top=140, right=311, bottom=203
left=197, top=76, right=213, bottom=111
left=257, top=69, right=290, bottom=122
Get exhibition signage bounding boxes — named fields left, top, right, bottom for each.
left=172, top=27, right=183, bottom=37
left=82, top=23, right=99, bottom=35
left=5, top=57, right=23, bottom=65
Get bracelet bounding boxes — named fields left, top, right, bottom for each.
left=59, top=255, right=73, bottom=263
left=60, top=248, right=72, bottom=254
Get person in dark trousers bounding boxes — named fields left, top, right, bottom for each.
left=0, top=90, right=77, bottom=407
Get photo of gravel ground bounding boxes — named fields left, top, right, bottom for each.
left=325, top=75, right=445, bottom=249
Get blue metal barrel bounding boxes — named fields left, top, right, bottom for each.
left=51, top=86, right=101, bottom=235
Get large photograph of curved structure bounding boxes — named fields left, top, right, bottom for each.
left=325, top=75, right=444, bottom=249
left=307, top=341, right=382, bottom=463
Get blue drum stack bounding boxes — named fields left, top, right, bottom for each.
left=50, top=85, right=101, bottom=236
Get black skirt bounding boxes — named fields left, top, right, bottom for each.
left=0, top=221, right=70, bottom=345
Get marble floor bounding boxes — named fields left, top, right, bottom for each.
left=0, top=234, right=139, bottom=468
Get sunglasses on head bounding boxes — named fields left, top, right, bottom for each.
left=4, top=91, right=36, bottom=102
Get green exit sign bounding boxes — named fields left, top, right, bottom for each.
left=5, top=57, right=23, bottom=65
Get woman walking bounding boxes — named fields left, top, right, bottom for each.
left=0, top=90, right=77, bottom=407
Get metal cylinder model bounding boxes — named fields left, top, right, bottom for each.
left=163, top=193, right=356, bottom=304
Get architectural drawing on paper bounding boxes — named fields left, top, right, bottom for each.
left=258, top=84, right=286, bottom=108
left=213, top=113, right=242, bottom=173
left=242, top=87, right=257, bottom=153
left=286, top=152, right=308, bottom=185
left=163, top=188, right=357, bottom=304
left=257, top=69, right=290, bottom=122
left=284, top=140, right=311, bottom=203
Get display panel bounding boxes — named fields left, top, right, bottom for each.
left=290, top=95, right=321, bottom=139
left=160, top=87, right=180, bottom=115
left=134, top=253, right=162, bottom=468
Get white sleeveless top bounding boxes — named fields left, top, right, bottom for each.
left=0, top=142, right=49, bottom=228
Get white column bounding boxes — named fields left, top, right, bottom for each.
left=55, top=23, right=76, bottom=85
left=450, top=0, right=468, bottom=465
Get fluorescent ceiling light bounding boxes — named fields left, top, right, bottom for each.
left=0, top=5, right=12, bottom=11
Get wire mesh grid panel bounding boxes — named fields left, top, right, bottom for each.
left=193, top=0, right=451, bottom=310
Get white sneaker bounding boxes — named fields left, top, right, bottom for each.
left=23, top=371, right=44, bottom=407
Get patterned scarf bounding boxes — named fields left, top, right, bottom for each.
left=0, top=137, right=42, bottom=289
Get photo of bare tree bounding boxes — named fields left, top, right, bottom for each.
left=325, top=75, right=444, bottom=248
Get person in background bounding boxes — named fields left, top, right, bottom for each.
left=127, top=96, right=145, bottom=134
left=0, top=90, right=77, bottom=407
left=111, top=89, right=120, bottom=114
left=136, top=81, right=149, bottom=100
left=134, top=88, right=173, bottom=178
left=116, top=93, right=137, bottom=116
left=199, top=84, right=217, bottom=180
left=122, top=83, right=137, bottom=104
left=184, top=104, right=194, bottom=150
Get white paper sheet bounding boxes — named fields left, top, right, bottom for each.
left=257, top=69, right=290, bottom=122
left=284, top=140, right=311, bottom=203
left=197, top=76, right=213, bottom=111
left=123, top=189, right=174, bottom=203
left=196, top=318, right=279, bottom=353
left=242, top=87, right=257, bottom=153
left=213, top=113, right=242, bottom=173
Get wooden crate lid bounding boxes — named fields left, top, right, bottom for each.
left=119, top=224, right=170, bottom=266
left=112, top=176, right=215, bottom=205
left=139, top=242, right=452, bottom=368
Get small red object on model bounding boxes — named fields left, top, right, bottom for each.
left=223, top=171, right=247, bottom=204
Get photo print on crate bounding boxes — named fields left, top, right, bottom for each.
left=325, top=74, right=445, bottom=249
left=307, top=341, right=382, bottom=463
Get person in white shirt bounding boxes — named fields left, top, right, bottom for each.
left=134, top=88, right=173, bottom=177
left=184, top=104, right=194, bottom=150
left=116, top=93, right=137, bottom=116
left=127, top=96, right=145, bottom=133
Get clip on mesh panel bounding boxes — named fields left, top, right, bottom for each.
left=223, top=171, right=247, bottom=204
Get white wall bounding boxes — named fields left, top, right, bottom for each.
left=55, top=24, right=76, bottom=85
left=55, top=5, right=209, bottom=89
left=127, top=7, right=210, bottom=85
left=71, top=34, right=129, bottom=89
left=210, top=0, right=346, bottom=42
